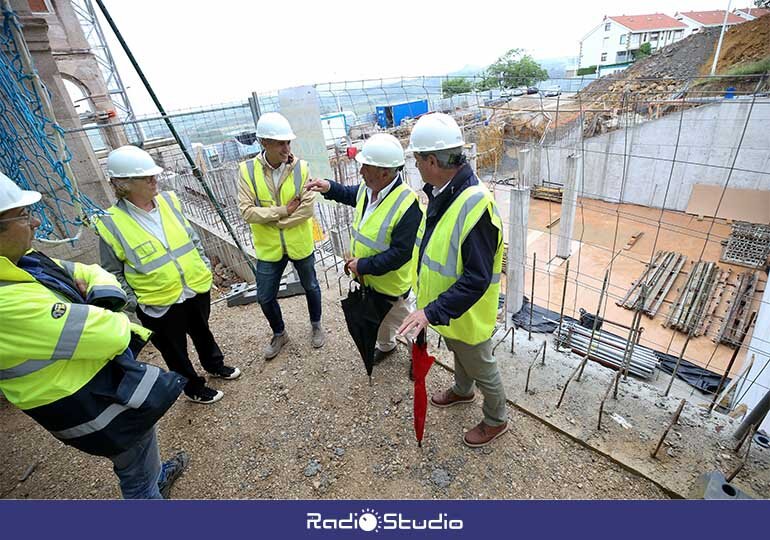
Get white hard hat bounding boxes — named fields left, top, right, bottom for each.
left=355, top=133, right=405, bottom=168
left=407, top=113, right=464, bottom=153
left=106, top=145, right=164, bottom=178
left=0, top=171, right=41, bottom=214
left=256, top=112, right=296, bottom=141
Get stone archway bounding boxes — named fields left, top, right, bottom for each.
left=56, top=64, right=128, bottom=150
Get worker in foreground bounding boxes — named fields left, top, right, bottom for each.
left=238, top=112, right=325, bottom=359
left=96, top=146, right=240, bottom=405
left=398, top=113, right=509, bottom=448
left=0, top=172, right=188, bottom=498
left=305, top=134, right=422, bottom=366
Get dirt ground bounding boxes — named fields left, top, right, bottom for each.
left=702, top=14, right=770, bottom=76
left=0, top=292, right=668, bottom=500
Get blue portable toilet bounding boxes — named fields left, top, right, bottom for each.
left=375, top=99, right=429, bottom=128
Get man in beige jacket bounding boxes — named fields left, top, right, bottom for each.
left=238, top=112, right=324, bottom=360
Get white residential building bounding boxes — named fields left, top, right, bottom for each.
left=578, top=14, right=687, bottom=70
left=674, top=10, right=745, bottom=35
left=733, top=6, right=770, bottom=20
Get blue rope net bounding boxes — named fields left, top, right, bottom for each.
left=0, top=5, right=102, bottom=242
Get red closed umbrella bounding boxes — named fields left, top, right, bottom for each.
left=412, top=331, right=435, bottom=447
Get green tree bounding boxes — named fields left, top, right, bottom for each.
left=477, top=48, right=549, bottom=90
left=441, top=77, right=473, bottom=98
left=637, top=42, right=652, bottom=58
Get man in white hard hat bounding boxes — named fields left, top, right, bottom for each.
left=0, top=171, right=189, bottom=498
left=306, top=134, right=422, bottom=366
left=96, top=145, right=241, bottom=406
left=238, top=112, right=325, bottom=360
left=398, top=113, right=509, bottom=448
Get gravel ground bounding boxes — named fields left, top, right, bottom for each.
left=1, top=291, right=668, bottom=499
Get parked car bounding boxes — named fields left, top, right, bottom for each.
left=502, top=87, right=526, bottom=97
left=541, top=86, right=562, bottom=97
left=526, top=86, right=539, bottom=94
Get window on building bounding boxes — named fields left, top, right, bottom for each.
left=620, top=34, right=627, bottom=45
left=617, top=51, right=627, bottom=58
left=674, top=29, right=683, bottom=39
left=605, top=22, right=611, bottom=31
left=28, top=0, right=52, bottom=12
left=650, top=31, right=659, bottom=40
left=603, top=37, right=609, bottom=47
left=600, top=53, right=607, bottom=62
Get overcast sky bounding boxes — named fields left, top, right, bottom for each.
left=98, top=0, right=735, bottom=114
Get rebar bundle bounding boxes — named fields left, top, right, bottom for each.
left=556, top=321, right=658, bottom=379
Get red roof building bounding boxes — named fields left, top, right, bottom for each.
left=608, top=13, right=687, bottom=31
left=734, top=7, right=770, bottom=20
left=675, top=10, right=745, bottom=34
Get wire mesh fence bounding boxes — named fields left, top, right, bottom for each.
left=60, top=72, right=770, bottom=407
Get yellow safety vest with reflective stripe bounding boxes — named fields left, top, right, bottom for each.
left=239, top=158, right=314, bottom=262
left=351, top=181, right=418, bottom=297
left=416, top=184, right=503, bottom=345
left=0, top=255, right=149, bottom=410
left=94, top=191, right=212, bottom=307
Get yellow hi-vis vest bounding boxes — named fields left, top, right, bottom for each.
left=94, top=191, right=212, bottom=307
left=239, top=158, right=314, bottom=262
left=351, top=182, right=418, bottom=297
left=0, top=255, right=148, bottom=410
left=416, top=184, right=503, bottom=345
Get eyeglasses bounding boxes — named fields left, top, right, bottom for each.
left=0, top=209, right=35, bottom=225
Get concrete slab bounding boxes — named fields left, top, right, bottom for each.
left=428, top=329, right=770, bottom=498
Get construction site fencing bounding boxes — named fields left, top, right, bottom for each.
left=64, top=73, right=770, bottom=409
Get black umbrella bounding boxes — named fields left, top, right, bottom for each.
left=341, top=282, right=394, bottom=383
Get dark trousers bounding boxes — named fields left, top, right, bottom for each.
left=137, top=291, right=224, bottom=395
left=257, top=253, right=322, bottom=335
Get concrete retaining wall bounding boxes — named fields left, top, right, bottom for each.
left=538, top=98, right=770, bottom=210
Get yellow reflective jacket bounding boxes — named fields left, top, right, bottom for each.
left=94, top=191, right=212, bottom=307
left=350, top=182, right=418, bottom=297
left=0, top=252, right=183, bottom=457
left=238, top=157, right=314, bottom=262
left=416, top=184, right=503, bottom=345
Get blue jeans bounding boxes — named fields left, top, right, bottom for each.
left=109, top=426, right=162, bottom=499
left=257, top=253, right=322, bottom=335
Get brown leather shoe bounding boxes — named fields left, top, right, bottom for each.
left=430, top=388, right=476, bottom=408
left=463, top=421, right=509, bottom=448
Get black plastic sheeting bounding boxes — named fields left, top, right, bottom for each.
left=511, top=299, right=726, bottom=394
left=511, top=297, right=578, bottom=333
left=656, top=354, right=728, bottom=395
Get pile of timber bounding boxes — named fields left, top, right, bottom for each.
left=716, top=271, right=758, bottom=348
left=531, top=185, right=563, bottom=203
left=617, top=251, right=686, bottom=317
left=664, top=261, right=720, bottom=335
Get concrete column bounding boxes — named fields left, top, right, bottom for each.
left=733, top=283, right=770, bottom=433
left=506, top=186, right=530, bottom=316
left=557, top=152, right=581, bottom=259
left=517, top=148, right=531, bottom=187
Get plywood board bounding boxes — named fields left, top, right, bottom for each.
left=686, top=184, right=770, bottom=224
